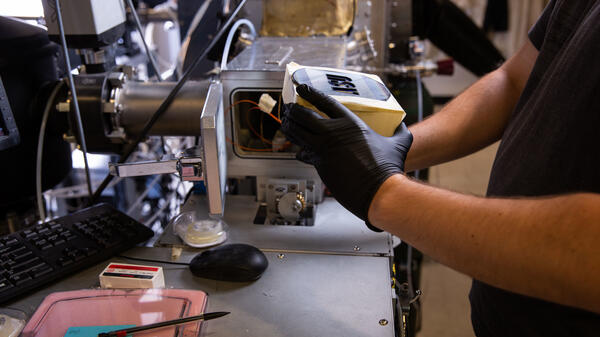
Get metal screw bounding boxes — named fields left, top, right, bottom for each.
left=353, top=245, right=361, bottom=251
left=379, top=319, right=388, bottom=326
left=278, top=253, right=285, bottom=259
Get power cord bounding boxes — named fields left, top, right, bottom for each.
left=116, top=254, right=190, bottom=266
left=36, top=81, right=65, bottom=221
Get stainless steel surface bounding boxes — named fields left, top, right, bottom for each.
left=108, top=147, right=203, bottom=180
left=118, top=80, right=210, bottom=136
left=7, top=247, right=395, bottom=337
left=135, top=7, right=178, bottom=23
left=78, top=47, right=110, bottom=65
left=353, top=0, right=388, bottom=70
left=109, top=158, right=178, bottom=177
left=225, top=37, right=347, bottom=71
left=200, top=82, right=227, bottom=216
left=158, top=195, right=392, bottom=256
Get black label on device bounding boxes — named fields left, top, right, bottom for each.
left=292, top=68, right=391, bottom=101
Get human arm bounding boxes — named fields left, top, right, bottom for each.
left=369, top=174, right=600, bottom=314
left=405, top=39, right=539, bottom=171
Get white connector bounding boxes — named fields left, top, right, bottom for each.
left=258, top=93, right=277, bottom=114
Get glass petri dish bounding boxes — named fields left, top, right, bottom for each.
left=171, top=211, right=227, bottom=248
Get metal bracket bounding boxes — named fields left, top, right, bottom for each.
left=109, top=146, right=203, bottom=181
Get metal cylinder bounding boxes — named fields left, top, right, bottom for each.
left=117, top=80, right=210, bottom=136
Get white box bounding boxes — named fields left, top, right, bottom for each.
left=99, top=262, right=165, bottom=289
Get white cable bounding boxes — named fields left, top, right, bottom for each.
left=36, top=82, right=65, bottom=221
left=220, top=18, right=256, bottom=70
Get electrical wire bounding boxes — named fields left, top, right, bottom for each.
left=176, top=0, right=212, bottom=76
left=90, top=0, right=249, bottom=205
left=220, top=18, right=257, bottom=70
left=116, top=254, right=190, bottom=266
left=247, top=107, right=273, bottom=144
left=126, top=0, right=163, bottom=81
left=224, top=100, right=290, bottom=151
left=36, top=81, right=65, bottom=221
left=230, top=99, right=282, bottom=124
left=407, top=70, right=425, bottom=303
left=54, top=0, right=93, bottom=199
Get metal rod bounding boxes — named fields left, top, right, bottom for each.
left=54, top=0, right=93, bottom=198
left=126, top=0, right=163, bottom=81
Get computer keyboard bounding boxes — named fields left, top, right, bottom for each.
left=0, top=203, right=154, bottom=304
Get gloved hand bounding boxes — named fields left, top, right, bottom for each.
left=281, top=84, right=413, bottom=232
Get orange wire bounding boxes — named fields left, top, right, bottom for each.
left=226, top=100, right=289, bottom=152
left=247, top=106, right=272, bottom=145
left=228, top=99, right=282, bottom=124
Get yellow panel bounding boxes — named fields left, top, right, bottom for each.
left=260, top=0, right=354, bottom=37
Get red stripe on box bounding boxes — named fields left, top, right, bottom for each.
left=108, top=264, right=159, bottom=271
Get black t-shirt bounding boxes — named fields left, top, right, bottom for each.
left=470, top=1, right=600, bottom=336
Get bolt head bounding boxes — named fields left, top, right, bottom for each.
left=379, top=319, right=388, bottom=326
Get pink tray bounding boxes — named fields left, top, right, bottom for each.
left=21, top=289, right=208, bottom=337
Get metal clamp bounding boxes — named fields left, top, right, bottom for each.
left=109, top=146, right=203, bottom=181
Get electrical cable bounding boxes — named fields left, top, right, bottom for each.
left=90, top=0, right=249, bottom=205
left=54, top=0, right=93, bottom=199
left=126, top=0, right=163, bottom=81
left=176, top=0, right=212, bottom=76
left=220, top=18, right=257, bottom=70
left=407, top=69, right=425, bottom=304
left=224, top=100, right=290, bottom=151
left=36, top=81, right=65, bottom=221
left=116, top=254, right=190, bottom=266
left=247, top=107, right=273, bottom=144
left=231, top=99, right=281, bottom=123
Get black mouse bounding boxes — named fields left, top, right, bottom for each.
left=189, top=243, right=268, bottom=282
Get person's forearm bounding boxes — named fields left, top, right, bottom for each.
left=369, top=174, right=600, bottom=314
left=405, top=41, right=538, bottom=172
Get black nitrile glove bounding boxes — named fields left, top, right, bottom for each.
left=281, top=84, right=413, bottom=232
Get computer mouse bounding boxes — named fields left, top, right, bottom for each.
left=189, top=243, right=268, bottom=282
